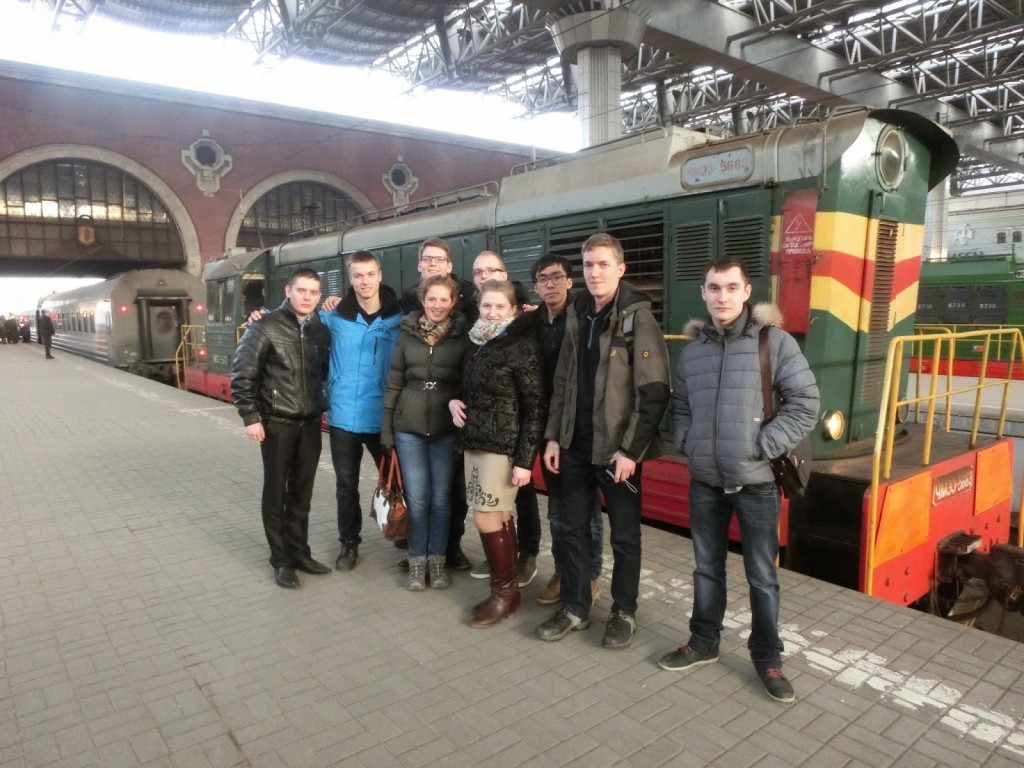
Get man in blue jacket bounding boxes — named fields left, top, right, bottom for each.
left=665, top=256, right=819, bottom=704
left=322, top=250, right=403, bottom=571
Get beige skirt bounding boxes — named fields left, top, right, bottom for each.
left=464, top=449, right=517, bottom=512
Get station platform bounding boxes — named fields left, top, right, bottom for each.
left=1, top=344, right=1023, bottom=768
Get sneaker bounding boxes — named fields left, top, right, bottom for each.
left=757, top=666, right=795, bottom=703
left=537, top=573, right=561, bottom=605
left=470, top=560, right=490, bottom=580
left=517, top=553, right=537, bottom=587
left=405, top=559, right=426, bottom=591
left=535, top=608, right=590, bottom=642
left=602, top=610, right=636, bottom=649
left=658, top=644, right=719, bottom=671
left=428, top=558, right=450, bottom=589
left=335, top=541, right=358, bottom=571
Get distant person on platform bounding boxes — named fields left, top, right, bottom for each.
left=39, top=310, right=56, bottom=359
left=231, top=268, right=333, bottom=590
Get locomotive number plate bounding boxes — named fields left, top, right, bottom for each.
left=682, top=147, right=754, bottom=186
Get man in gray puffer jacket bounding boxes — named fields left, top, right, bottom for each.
left=662, top=256, right=818, bottom=705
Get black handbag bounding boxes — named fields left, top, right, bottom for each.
left=758, top=327, right=812, bottom=499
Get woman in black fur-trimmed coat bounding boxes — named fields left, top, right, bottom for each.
left=449, top=280, right=543, bottom=628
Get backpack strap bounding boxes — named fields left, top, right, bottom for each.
left=758, top=326, right=775, bottom=423
left=621, top=310, right=635, bottom=358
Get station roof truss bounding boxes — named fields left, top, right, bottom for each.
left=41, top=0, right=1024, bottom=192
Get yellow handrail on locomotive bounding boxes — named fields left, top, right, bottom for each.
left=914, top=322, right=1024, bottom=372
left=174, top=324, right=207, bottom=389
left=867, top=327, right=1024, bottom=596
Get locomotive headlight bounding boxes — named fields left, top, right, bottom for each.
left=821, top=410, right=845, bottom=441
left=876, top=128, right=906, bottom=190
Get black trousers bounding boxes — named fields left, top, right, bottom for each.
left=43, top=336, right=53, bottom=357
left=329, top=426, right=383, bottom=545
left=260, top=418, right=322, bottom=569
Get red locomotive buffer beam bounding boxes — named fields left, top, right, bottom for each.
left=864, top=439, right=1013, bottom=606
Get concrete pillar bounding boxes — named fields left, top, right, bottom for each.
left=548, top=5, right=647, bottom=147
left=926, top=181, right=949, bottom=261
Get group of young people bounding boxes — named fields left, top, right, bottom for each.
left=229, top=232, right=818, bottom=704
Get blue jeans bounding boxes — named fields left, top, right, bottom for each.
left=542, top=462, right=603, bottom=579
left=687, top=479, right=783, bottom=668
left=558, top=448, right=642, bottom=620
left=394, top=431, right=456, bottom=558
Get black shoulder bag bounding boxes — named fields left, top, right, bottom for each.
left=758, top=326, right=812, bottom=499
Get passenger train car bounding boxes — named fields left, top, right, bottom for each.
left=40, top=269, right=205, bottom=381
left=915, top=254, right=1024, bottom=378
left=188, top=108, right=1022, bottom=623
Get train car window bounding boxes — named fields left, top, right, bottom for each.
left=241, top=279, right=264, bottom=316
left=89, top=311, right=96, bottom=333
left=224, top=280, right=236, bottom=323
left=207, top=281, right=219, bottom=323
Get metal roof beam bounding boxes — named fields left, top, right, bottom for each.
left=619, top=0, right=1024, bottom=172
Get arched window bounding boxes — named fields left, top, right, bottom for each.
left=996, top=231, right=1007, bottom=245
left=0, top=160, right=184, bottom=262
left=236, top=181, right=361, bottom=249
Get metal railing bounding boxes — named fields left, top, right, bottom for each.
left=174, top=324, right=207, bottom=389
left=866, top=327, right=1024, bottom=595
left=914, top=322, right=1024, bottom=373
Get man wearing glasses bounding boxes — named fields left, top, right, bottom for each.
left=470, top=251, right=533, bottom=310
left=399, top=238, right=477, bottom=323
left=396, top=237, right=477, bottom=570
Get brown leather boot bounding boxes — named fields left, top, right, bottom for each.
left=470, top=519, right=521, bottom=628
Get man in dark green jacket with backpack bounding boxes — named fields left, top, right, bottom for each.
left=537, top=233, right=671, bottom=649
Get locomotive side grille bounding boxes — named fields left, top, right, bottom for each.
left=674, top=221, right=713, bottom=281
left=547, top=222, right=596, bottom=265
left=319, top=268, right=342, bottom=304
left=723, top=216, right=767, bottom=278
left=543, top=216, right=667, bottom=323
left=499, top=230, right=545, bottom=293
left=861, top=220, right=899, bottom=404
left=607, top=215, right=666, bottom=323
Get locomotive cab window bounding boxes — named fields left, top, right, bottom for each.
left=876, top=128, right=906, bottom=190
left=241, top=278, right=265, bottom=318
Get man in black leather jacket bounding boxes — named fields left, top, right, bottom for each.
left=231, top=268, right=332, bottom=589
